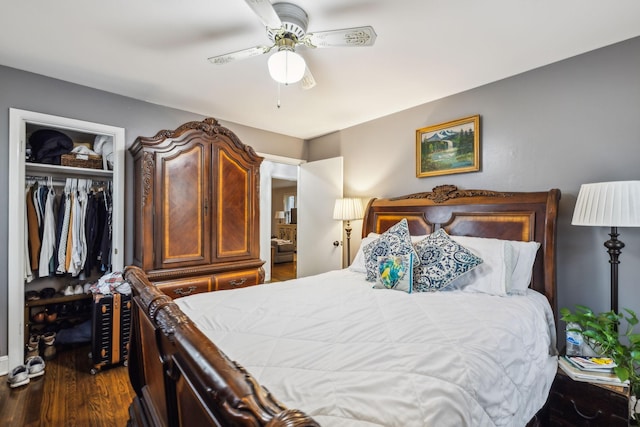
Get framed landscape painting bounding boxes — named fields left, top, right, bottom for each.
left=416, top=115, right=480, bottom=178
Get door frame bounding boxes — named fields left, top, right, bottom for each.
left=258, top=153, right=305, bottom=282
left=6, top=109, right=125, bottom=373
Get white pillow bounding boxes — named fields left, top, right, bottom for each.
left=349, top=233, right=380, bottom=273
left=448, top=235, right=540, bottom=296
left=505, top=240, right=540, bottom=294
left=448, top=235, right=512, bottom=295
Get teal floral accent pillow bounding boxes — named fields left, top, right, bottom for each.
left=363, top=218, right=420, bottom=282
left=413, top=229, right=484, bottom=292
left=373, top=254, right=414, bottom=293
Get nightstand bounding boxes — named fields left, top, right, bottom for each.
left=548, top=367, right=629, bottom=426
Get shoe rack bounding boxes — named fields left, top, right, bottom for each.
left=24, top=292, right=92, bottom=350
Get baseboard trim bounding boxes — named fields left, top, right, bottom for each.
left=0, top=355, right=9, bottom=376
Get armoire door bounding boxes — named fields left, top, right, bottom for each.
left=154, top=137, right=212, bottom=270
left=213, top=142, right=260, bottom=262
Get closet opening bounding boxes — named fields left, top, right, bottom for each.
left=7, top=108, right=124, bottom=373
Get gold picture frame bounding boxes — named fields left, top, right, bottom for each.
left=416, top=115, right=480, bottom=178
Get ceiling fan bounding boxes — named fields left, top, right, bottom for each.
left=208, top=0, right=377, bottom=89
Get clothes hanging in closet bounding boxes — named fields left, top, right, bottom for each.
left=39, top=178, right=57, bottom=277
left=25, top=184, right=40, bottom=273
left=25, top=177, right=113, bottom=281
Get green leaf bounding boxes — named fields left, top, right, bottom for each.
left=614, top=366, right=630, bottom=382
left=629, top=315, right=639, bottom=327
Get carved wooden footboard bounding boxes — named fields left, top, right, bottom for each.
left=124, top=265, right=319, bottom=427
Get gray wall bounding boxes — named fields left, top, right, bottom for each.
left=308, top=36, right=640, bottom=337
left=0, top=65, right=306, bottom=357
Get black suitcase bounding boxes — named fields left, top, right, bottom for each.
left=90, top=292, right=132, bottom=374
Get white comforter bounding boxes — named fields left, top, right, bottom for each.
left=176, top=269, right=557, bottom=427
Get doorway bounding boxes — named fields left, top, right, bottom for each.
left=259, top=156, right=302, bottom=282
left=258, top=154, right=344, bottom=282
left=271, top=178, right=297, bottom=282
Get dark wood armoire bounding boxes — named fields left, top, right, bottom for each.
left=129, top=118, right=265, bottom=298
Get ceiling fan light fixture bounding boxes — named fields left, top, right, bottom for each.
left=268, top=48, right=306, bottom=84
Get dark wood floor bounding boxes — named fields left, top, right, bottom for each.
left=1, top=263, right=294, bottom=426
left=1, top=345, right=134, bottom=427
left=271, top=260, right=296, bottom=282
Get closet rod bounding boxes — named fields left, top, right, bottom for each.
left=25, top=175, right=67, bottom=186
left=26, top=176, right=112, bottom=189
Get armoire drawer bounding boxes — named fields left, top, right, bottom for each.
left=213, top=269, right=262, bottom=291
left=154, top=268, right=263, bottom=298
left=154, top=275, right=213, bottom=298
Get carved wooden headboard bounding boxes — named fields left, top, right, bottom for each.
left=363, top=185, right=561, bottom=316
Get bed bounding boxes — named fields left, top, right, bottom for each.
left=124, top=185, right=561, bottom=427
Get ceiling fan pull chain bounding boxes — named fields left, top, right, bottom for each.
left=276, top=82, right=281, bottom=109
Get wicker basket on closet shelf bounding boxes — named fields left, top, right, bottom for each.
left=61, top=153, right=103, bottom=169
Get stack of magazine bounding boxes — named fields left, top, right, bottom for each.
left=558, top=355, right=629, bottom=386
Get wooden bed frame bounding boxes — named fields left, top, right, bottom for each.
left=124, top=185, right=561, bottom=427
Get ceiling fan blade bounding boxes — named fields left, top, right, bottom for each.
left=244, top=0, right=282, bottom=30
left=302, top=26, right=377, bottom=48
left=301, top=67, right=316, bottom=90
left=208, top=45, right=272, bottom=65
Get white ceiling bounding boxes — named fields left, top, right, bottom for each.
left=2, top=1, right=639, bottom=140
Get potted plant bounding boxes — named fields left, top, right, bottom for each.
left=560, top=305, right=640, bottom=421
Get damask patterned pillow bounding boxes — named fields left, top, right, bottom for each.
left=413, top=229, right=484, bottom=292
left=363, top=218, right=420, bottom=282
left=373, top=254, right=414, bottom=293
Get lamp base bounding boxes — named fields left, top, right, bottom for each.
left=604, top=226, right=624, bottom=314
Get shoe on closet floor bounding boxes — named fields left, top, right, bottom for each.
left=39, top=287, right=56, bottom=299
left=25, top=356, right=45, bottom=378
left=63, top=285, right=74, bottom=296
left=25, top=334, right=40, bottom=359
left=42, top=331, right=57, bottom=360
left=31, top=311, right=45, bottom=324
left=25, top=290, right=40, bottom=301
left=45, top=305, right=58, bottom=323
left=73, top=284, right=84, bottom=295
left=7, top=365, right=30, bottom=388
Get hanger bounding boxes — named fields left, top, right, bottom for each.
left=26, top=175, right=67, bottom=187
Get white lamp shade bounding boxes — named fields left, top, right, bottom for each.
left=275, top=211, right=285, bottom=219
left=333, top=198, right=365, bottom=221
left=268, top=49, right=306, bottom=84
left=572, top=181, right=640, bottom=227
